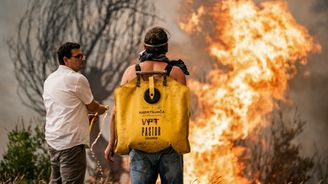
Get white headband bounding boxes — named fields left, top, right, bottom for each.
left=144, top=42, right=168, bottom=48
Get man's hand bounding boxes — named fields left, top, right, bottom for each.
left=98, top=104, right=109, bottom=115
left=87, top=100, right=109, bottom=115
left=104, top=143, right=114, bottom=161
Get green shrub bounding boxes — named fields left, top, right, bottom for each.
left=0, top=121, right=50, bottom=183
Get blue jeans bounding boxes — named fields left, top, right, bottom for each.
left=129, top=147, right=183, bottom=184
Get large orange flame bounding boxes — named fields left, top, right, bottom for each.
left=179, top=0, right=321, bottom=183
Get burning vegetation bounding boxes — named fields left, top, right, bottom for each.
left=178, top=0, right=322, bottom=183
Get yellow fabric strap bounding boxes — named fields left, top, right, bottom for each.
left=149, top=76, right=155, bottom=99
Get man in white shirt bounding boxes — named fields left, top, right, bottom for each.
left=43, top=42, right=107, bottom=184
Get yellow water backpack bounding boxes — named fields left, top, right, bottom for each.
left=114, top=64, right=190, bottom=155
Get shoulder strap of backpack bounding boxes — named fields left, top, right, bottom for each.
left=135, top=63, right=141, bottom=72
left=135, top=64, right=142, bottom=87
left=164, top=64, right=173, bottom=76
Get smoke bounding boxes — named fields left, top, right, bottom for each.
left=283, top=0, right=328, bottom=156
left=0, top=0, right=36, bottom=156
left=312, top=0, right=328, bottom=15
left=154, top=0, right=216, bottom=82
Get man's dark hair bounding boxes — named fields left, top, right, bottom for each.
left=144, top=27, right=169, bottom=54
left=57, top=42, right=80, bottom=65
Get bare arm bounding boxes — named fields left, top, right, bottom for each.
left=104, top=106, right=115, bottom=161
left=87, top=100, right=108, bottom=115
left=104, top=66, right=134, bottom=160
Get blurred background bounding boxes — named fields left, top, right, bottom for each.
left=0, top=0, right=327, bottom=183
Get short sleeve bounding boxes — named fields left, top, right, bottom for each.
left=76, top=75, right=94, bottom=105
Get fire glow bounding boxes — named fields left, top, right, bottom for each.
left=179, top=0, right=321, bottom=183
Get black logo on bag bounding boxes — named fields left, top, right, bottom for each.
left=139, top=110, right=165, bottom=114
left=144, top=88, right=161, bottom=104
left=141, top=118, right=161, bottom=138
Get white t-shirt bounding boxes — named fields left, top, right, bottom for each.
left=43, top=65, right=93, bottom=150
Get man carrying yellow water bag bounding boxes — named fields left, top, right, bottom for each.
left=104, top=26, right=190, bottom=184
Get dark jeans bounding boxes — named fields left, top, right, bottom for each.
left=129, top=147, right=183, bottom=184
left=48, top=144, right=86, bottom=184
